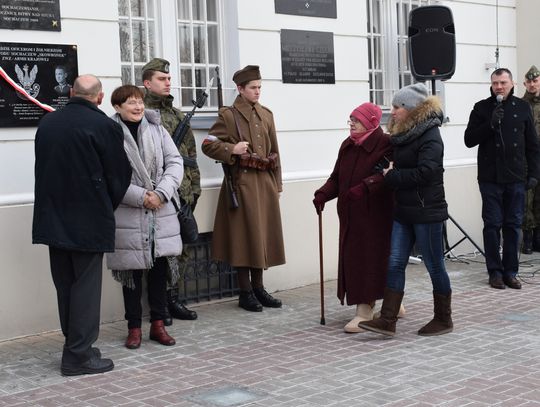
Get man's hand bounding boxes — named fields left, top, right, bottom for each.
left=313, top=193, right=325, bottom=214
left=233, top=141, right=249, bottom=155
left=491, top=105, right=504, bottom=129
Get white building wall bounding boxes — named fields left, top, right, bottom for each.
left=0, top=0, right=524, bottom=340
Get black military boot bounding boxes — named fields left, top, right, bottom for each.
left=167, top=289, right=197, bottom=320
left=533, top=228, right=540, bottom=252
left=522, top=229, right=533, bottom=254
left=253, top=287, right=282, bottom=308
left=238, top=291, right=263, bottom=312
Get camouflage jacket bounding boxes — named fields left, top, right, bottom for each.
left=523, top=91, right=540, bottom=138
left=144, top=90, right=201, bottom=207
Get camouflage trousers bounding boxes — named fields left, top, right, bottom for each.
left=522, top=185, right=540, bottom=230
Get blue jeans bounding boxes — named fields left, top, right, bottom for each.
left=386, top=221, right=451, bottom=295
left=479, top=182, right=525, bottom=278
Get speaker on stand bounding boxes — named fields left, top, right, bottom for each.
left=408, top=5, right=485, bottom=258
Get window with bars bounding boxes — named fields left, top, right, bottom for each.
left=366, top=0, right=431, bottom=108
left=118, top=0, right=157, bottom=87
left=118, top=0, right=222, bottom=108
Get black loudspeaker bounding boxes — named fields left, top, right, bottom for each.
left=408, top=5, right=455, bottom=81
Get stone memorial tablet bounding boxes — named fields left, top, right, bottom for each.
left=0, top=42, right=78, bottom=127
left=0, top=0, right=61, bottom=31
left=275, top=0, right=337, bottom=18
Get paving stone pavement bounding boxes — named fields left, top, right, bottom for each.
left=2, top=253, right=540, bottom=406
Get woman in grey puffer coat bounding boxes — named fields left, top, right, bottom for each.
left=107, top=85, right=183, bottom=349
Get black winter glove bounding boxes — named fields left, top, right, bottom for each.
left=526, top=177, right=538, bottom=190
left=491, top=104, right=504, bottom=129
left=372, top=157, right=390, bottom=175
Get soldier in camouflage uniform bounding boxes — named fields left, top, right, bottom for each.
left=142, top=58, right=201, bottom=322
left=522, top=65, right=540, bottom=253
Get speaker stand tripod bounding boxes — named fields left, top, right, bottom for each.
left=427, top=77, right=485, bottom=259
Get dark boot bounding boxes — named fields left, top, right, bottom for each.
left=165, top=290, right=197, bottom=326
left=125, top=328, right=142, bottom=349
left=163, top=305, right=173, bottom=327
left=522, top=229, right=533, bottom=254
left=533, top=228, right=540, bottom=252
left=358, top=288, right=404, bottom=336
left=418, top=292, right=453, bottom=336
left=238, top=290, right=263, bottom=312
left=253, top=287, right=282, bottom=308
left=149, top=320, right=175, bottom=346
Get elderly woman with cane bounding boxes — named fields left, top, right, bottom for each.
left=313, top=102, right=401, bottom=332
left=106, top=84, right=183, bottom=349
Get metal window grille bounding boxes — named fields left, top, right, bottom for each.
left=118, top=0, right=158, bottom=86
left=178, top=232, right=239, bottom=303
left=366, top=0, right=431, bottom=107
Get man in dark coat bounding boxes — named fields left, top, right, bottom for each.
left=465, top=68, right=540, bottom=290
left=32, top=74, right=132, bottom=376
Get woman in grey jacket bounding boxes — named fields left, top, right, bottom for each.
left=107, top=85, right=183, bottom=349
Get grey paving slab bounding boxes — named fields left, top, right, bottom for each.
left=2, top=253, right=540, bottom=406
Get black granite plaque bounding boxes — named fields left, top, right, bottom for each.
left=0, top=0, right=61, bottom=31
left=0, top=42, right=78, bottom=127
left=275, top=0, right=336, bottom=18
left=281, top=30, right=335, bottom=84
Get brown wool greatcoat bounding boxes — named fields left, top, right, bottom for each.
left=202, top=95, right=285, bottom=269
left=315, top=127, right=394, bottom=305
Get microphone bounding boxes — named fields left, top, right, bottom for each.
left=496, top=94, right=503, bottom=104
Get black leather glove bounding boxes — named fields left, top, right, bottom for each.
left=491, top=104, right=504, bottom=129
left=372, top=162, right=385, bottom=174
left=313, top=193, right=326, bottom=214
left=526, top=177, right=538, bottom=190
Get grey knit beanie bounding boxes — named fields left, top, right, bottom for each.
left=392, top=83, right=429, bottom=111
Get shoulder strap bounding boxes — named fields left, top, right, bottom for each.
left=228, top=106, right=244, bottom=142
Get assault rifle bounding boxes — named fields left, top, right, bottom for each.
left=172, top=78, right=214, bottom=164
left=215, top=66, right=239, bottom=209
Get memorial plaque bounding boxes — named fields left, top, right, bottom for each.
left=0, top=0, right=61, bottom=31
left=275, top=0, right=337, bottom=18
left=281, top=30, right=335, bottom=84
left=0, top=42, right=78, bottom=127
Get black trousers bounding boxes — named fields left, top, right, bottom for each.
left=122, top=257, right=168, bottom=329
left=48, top=247, right=103, bottom=366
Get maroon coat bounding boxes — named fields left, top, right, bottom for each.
left=315, top=127, right=393, bottom=305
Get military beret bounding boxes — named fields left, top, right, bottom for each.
left=525, top=65, right=540, bottom=80
left=232, top=65, right=261, bottom=85
left=142, top=58, right=170, bottom=74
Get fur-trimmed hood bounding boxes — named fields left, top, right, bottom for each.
left=387, top=96, right=444, bottom=141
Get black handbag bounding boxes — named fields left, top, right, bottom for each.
left=171, top=196, right=198, bottom=244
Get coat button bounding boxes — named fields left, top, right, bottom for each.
left=243, top=169, right=247, bottom=173
left=514, top=114, right=517, bottom=118
left=496, top=143, right=500, bottom=147
left=225, top=147, right=228, bottom=150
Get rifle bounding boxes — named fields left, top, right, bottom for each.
left=172, top=78, right=214, bottom=169
left=215, top=66, right=239, bottom=209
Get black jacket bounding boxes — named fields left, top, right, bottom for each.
left=32, top=97, right=132, bottom=252
left=385, top=96, right=448, bottom=224
left=464, top=88, right=540, bottom=183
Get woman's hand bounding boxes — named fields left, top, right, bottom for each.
left=143, top=191, right=163, bottom=210
left=232, top=141, right=249, bottom=155
left=383, top=161, right=394, bottom=176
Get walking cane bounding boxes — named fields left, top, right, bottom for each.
left=318, top=211, right=326, bottom=325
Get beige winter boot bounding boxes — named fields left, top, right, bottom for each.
left=344, top=303, right=374, bottom=333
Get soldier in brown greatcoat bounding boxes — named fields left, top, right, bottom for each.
left=202, top=65, right=285, bottom=312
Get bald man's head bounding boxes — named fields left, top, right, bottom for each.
left=72, top=75, right=104, bottom=105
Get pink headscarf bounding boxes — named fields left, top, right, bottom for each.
left=349, top=102, right=382, bottom=145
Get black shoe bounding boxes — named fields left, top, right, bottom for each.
left=168, top=300, right=198, bottom=320
left=163, top=306, right=173, bottom=326
left=503, top=276, right=522, bottom=289
left=489, top=276, right=506, bottom=289
left=534, top=229, right=540, bottom=252
left=253, top=287, right=282, bottom=308
left=238, top=291, right=263, bottom=312
left=92, top=347, right=101, bottom=358
left=522, top=230, right=533, bottom=254
left=61, top=356, right=114, bottom=376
